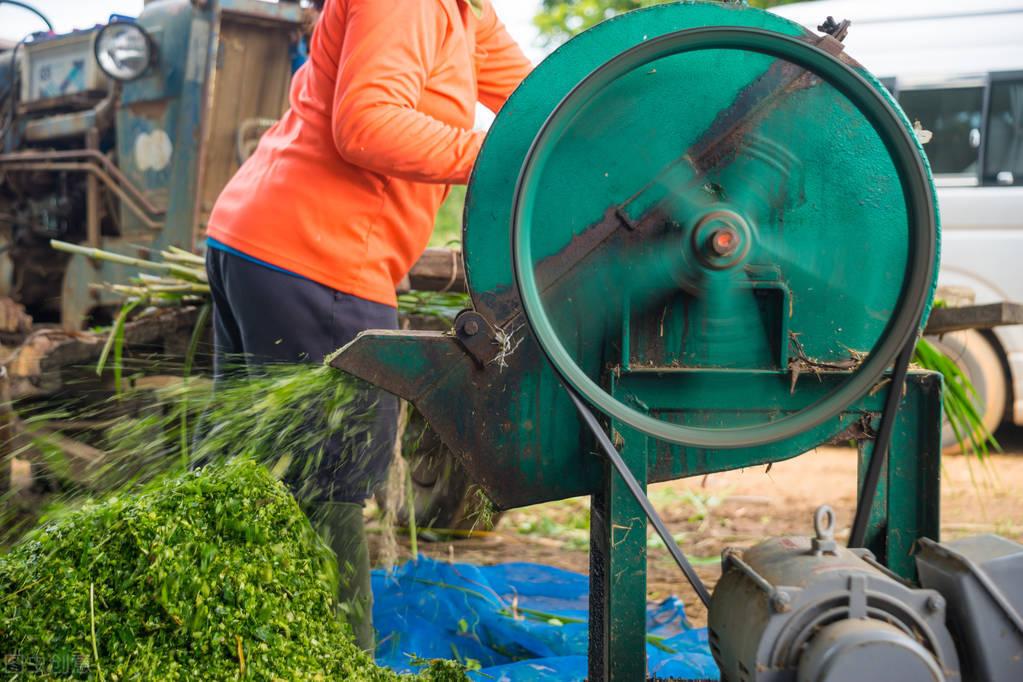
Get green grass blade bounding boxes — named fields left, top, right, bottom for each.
left=915, top=337, right=999, bottom=459
left=97, top=299, right=142, bottom=393
left=179, top=303, right=212, bottom=467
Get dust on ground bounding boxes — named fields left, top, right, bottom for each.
left=369, top=426, right=1023, bottom=627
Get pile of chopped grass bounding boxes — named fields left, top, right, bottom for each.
left=0, top=458, right=465, bottom=681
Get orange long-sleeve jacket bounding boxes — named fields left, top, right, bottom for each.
left=206, top=0, right=531, bottom=307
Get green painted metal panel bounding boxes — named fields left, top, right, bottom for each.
left=335, top=0, right=940, bottom=506
left=468, top=3, right=805, bottom=299
left=858, top=371, right=943, bottom=580
left=461, top=2, right=938, bottom=451
left=590, top=421, right=649, bottom=681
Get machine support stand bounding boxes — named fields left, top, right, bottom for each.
left=588, top=429, right=648, bottom=681
left=571, top=389, right=712, bottom=680
left=855, top=370, right=943, bottom=579
left=849, top=341, right=916, bottom=549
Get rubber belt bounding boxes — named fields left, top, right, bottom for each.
left=567, top=388, right=714, bottom=609
left=848, top=340, right=917, bottom=549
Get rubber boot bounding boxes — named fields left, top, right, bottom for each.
left=307, top=502, right=375, bottom=651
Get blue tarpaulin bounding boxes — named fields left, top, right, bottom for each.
left=372, top=558, right=719, bottom=680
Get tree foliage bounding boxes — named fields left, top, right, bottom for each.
left=535, top=0, right=803, bottom=45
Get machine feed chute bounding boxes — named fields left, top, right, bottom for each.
left=332, top=3, right=947, bottom=679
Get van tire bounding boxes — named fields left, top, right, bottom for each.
left=927, top=330, right=1007, bottom=454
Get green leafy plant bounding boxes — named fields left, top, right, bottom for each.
left=914, top=337, right=1000, bottom=458
left=0, top=458, right=467, bottom=680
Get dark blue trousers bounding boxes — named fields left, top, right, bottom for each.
left=205, top=248, right=398, bottom=503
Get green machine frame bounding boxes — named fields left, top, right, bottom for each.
left=331, top=3, right=943, bottom=679
left=588, top=372, right=942, bottom=679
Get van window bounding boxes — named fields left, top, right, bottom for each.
left=983, top=78, right=1023, bottom=186
left=899, top=87, right=984, bottom=176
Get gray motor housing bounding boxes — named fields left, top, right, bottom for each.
left=709, top=507, right=961, bottom=682
left=916, top=534, right=1023, bottom=682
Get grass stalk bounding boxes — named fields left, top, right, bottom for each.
left=235, top=635, right=246, bottom=676
left=405, top=463, right=418, bottom=562
left=96, top=299, right=141, bottom=393
left=51, top=240, right=206, bottom=282
left=179, top=303, right=211, bottom=468
left=90, top=582, right=104, bottom=680
left=914, top=337, right=1001, bottom=459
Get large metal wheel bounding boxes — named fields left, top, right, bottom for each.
left=511, top=27, right=937, bottom=449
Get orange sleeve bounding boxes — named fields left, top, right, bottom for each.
left=331, top=0, right=484, bottom=184
left=475, top=2, right=533, bottom=113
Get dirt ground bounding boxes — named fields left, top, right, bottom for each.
left=369, top=425, right=1023, bottom=627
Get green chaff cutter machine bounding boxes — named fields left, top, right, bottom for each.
left=331, top=3, right=1023, bottom=680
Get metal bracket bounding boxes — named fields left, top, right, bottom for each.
left=818, top=16, right=851, bottom=43
left=453, top=310, right=502, bottom=368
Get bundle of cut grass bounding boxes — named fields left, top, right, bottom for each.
left=0, top=458, right=465, bottom=681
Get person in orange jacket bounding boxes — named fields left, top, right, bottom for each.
left=204, top=0, right=531, bottom=650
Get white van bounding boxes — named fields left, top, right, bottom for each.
left=773, top=0, right=1023, bottom=441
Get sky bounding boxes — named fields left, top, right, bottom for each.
left=0, top=0, right=546, bottom=58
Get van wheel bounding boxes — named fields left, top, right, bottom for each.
left=927, top=330, right=1007, bottom=453
left=378, top=410, right=501, bottom=533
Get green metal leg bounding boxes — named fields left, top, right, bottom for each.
left=857, top=372, right=942, bottom=580
left=589, top=429, right=648, bottom=681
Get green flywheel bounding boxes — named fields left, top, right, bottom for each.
left=465, top=4, right=939, bottom=450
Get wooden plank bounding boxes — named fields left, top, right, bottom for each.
left=5, top=308, right=199, bottom=400
left=200, top=16, right=294, bottom=221
left=405, top=248, right=466, bottom=293
left=924, top=302, right=1023, bottom=335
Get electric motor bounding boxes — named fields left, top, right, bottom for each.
left=709, top=507, right=961, bottom=681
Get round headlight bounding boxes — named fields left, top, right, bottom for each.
left=94, top=22, right=155, bottom=82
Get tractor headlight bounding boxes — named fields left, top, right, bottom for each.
left=94, top=22, right=155, bottom=82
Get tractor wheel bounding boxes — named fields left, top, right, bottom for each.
left=928, top=330, right=1008, bottom=454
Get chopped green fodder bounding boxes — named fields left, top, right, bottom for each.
left=12, top=363, right=378, bottom=506
left=0, top=458, right=465, bottom=681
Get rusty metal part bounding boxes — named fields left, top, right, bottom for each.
left=818, top=16, right=852, bottom=43
left=0, top=160, right=163, bottom=231
left=22, top=83, right=119, bottom=143
left=692, top=209, right=751, bottom=270
left=826, top=413, right=877, bottom=444
left=0, top=149, right=166, bottom=222
left=86, top=129, right=101, bottom=246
